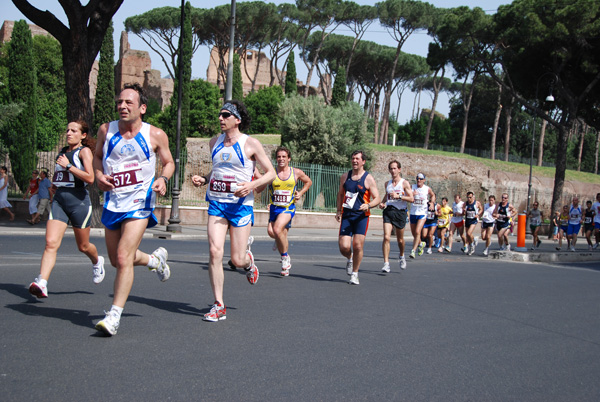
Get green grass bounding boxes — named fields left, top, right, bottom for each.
left=369, top=143, right=600, bottom=184
left=250, top=134, right=281, bottom=145
left=194, top=134, right=598, bottom=184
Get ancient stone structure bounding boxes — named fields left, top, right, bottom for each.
left=0, top=20, right=51, bottom=43
left=206, top=47, right=328, bottom=97
left=115, top=31, right=173, bottom=109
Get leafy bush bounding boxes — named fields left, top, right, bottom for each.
left=279, top=95, right=372, bottom=168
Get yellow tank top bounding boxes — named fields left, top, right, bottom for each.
left=560, top=212, right=569, bottom=227
left=269, top=168, right=296, bottom=208
left=438, top=205, right=453, bottom=228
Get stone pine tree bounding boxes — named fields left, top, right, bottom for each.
left=284, top=50, right=298, bottom=96
left=330, top=66, right=347, bottom=107
left=94, top=20, right=116, bottom=132
left=4, top=20, right=38, bottom=192
left=232, top=53, right=244, bottom=101
left=167, top=1, right=192, bottom=189
left=13, top=0, right=122, bottom=127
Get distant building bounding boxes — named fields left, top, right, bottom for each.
left=206, top=47, right=329, bottom=98
left=114, top=31, right=173, bottom=109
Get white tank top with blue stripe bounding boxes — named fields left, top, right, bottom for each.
left=206, top=133, right=255, bottom=206
left=102, top=121, right=156, bottom=213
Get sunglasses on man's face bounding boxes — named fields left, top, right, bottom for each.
left=219, top=112, right=233, bottom=119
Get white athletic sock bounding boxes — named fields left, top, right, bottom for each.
left=38, top=277, right=48, bottom=287
left=110, top=305, right=123, bottom=319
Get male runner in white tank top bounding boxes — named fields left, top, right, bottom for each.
left=192, top=100, right=275, bottom=322
left=93, top=83, right=174, bottom=336
left=379, top=160, right=413, bottom=272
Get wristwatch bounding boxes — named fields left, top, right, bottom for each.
left=66, top=163, right=73, bottom=171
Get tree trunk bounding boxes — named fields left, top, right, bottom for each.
left=537, top=116, right=548, bottom=166
left=490, top=84, right=502, bottom=160
left=550, top=124, right=569, bottom=221
left=380, top=41, right=403, bottom=144
left=424, top=68, right=444, bottom=150
left=595, top=128, right=600, bottom=174
left=503, top=99, right=513, bottom=162
left=373, top=98, right=381, bottom=144
left=459, top=72, right=478, bottom=153
left=577, top=122, right=587, bottom=172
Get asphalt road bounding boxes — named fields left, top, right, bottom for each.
left=2, top=233, right=600, bottom=401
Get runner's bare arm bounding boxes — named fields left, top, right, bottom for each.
left=253, top=167, right=269, bottom=194
left=428, top=187, right=436, bottom=204
left=359, top=174, right=381, bottom=212
left=234, top=137, right=275, bottom=198
left=379, top=180, right=389, bottom=209
left=150, top=127, right=175, bottom=196
left=336, top=172, right=348, bottom=222
left=294, top=168, right=312, bottom=198
left=403, top=180, right=414, bottom=203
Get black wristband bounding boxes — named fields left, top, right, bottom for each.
left=159, top=176, right=169, bottom=183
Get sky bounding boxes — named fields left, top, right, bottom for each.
left=2, top=0, right=512, bottom=123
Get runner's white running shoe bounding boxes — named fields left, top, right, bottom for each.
left=245, top=250, right=259, bottom=284
left=92, top=256, right=105, bottom=284
left=28, top=278, right=48, bottom=298
left=151, top=247, right=170, bottom=282
left=409, top=250, right=416, bottom=259
left=281, top=255, right=291, bottom=276
left=381, top=262, right=390, bottom=273
left=348, top=272, right=359, bottom=285
left=399, top=256, right=407, bottom=270
left=426, top=248, right=432, bottom=255
left=483, top=247, right=489, bottom=256
left=95, top=310, right=120, bottom=336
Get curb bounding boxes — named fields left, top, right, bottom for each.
left=490, top=250, right=600, bottom=263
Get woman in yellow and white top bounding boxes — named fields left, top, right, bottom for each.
left=436, top=197, right=453, bottom=252
left=265, top=146, right=312, bottom=276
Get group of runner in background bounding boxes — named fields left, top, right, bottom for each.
left=376, top=161, right=600, bottom=274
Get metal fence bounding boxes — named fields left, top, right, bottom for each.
left=2, top=143, right=586, bottom=217
left=157, top=159, right=350, bottom=213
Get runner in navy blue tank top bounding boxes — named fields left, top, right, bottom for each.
left=336, top=150, right=381, bottom=285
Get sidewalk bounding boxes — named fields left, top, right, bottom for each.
left=2, top=219, right=599, bottom=264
